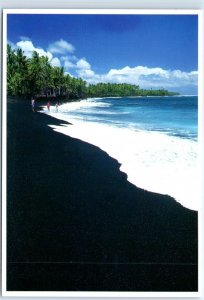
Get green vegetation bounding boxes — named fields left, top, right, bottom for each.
left=87, top=83, right=178, bottom=97
left=7, top=45, right=86, bottom=99
left=7, top=44, right=179, bottom=99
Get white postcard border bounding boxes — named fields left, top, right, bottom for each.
left=2, top=8, right=203, bottom=298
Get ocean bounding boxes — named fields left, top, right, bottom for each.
left=43, top=96, right=198, bottom=211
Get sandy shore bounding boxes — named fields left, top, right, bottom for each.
left=6, top=97, right=198, bottom=291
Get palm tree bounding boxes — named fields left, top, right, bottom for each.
left=16, top=48, right=29, bottom=95
left=40, top=56, right=52, bottom=97
left=64, top=74, right=72, bottom=98
left=51, top=67, right=65, bottom=97
left=28, top=51, right=41, bottom=95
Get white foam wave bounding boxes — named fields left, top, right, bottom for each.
left=44, top=105, right=199, bottom=211
left=58, top=99, right=111, bottom=112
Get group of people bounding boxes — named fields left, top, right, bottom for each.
left=31, top=97, right=59, bottom=112
left=47, top=100, right=59, bottom=111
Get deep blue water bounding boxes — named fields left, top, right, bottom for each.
left=67, top=96, right=198, bottom=140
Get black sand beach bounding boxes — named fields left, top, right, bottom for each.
left=7, top=97, right=198, bottom=291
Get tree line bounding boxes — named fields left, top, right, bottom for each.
left=7, top=44, right=179, bottom=100
left=86, top=83, right=178, bottom=97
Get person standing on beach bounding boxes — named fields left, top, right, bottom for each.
left=31, top=97, right=35, bottom=112
left=47, top=100, right=51, bottom=111
left=55, top=101, right=59, bottom=112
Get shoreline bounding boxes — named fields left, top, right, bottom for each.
left=6, top=97, right=198, bottom=291
left=42, top=99, right=198, bottom=211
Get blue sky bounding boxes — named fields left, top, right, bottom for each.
left=7, top=13, right=198, bottom=94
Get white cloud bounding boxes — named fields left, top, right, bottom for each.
left=50, top=57, right=61, bottom=67
left=48, top=39, right=75, bottom=54
left=16, top=40, right=53, bottom=60
left=60, top=56, right=76, bottom=70
left=16, top=40, right=35, bottom=53
left=189, top=71, right=198, bottom=76
left=64, top=60, right=75, bottom=69
left=35, top=48, right=53, bottom=61
left=76, top=58, right=91, bottom=70
left=78, top=69, right=95, bottom=78
left=81, top=65, right=198, bottom=92
left=108, top=66, right=168, bottom=77
left=75, top=58, right=95, bottom=78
